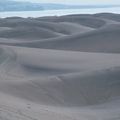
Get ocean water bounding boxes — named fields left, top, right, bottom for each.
left=0, top=7, right=120, bottom=18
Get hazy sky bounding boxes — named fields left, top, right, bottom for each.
left=14, top=0, right=120, bottom=5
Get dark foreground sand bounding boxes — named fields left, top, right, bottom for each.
left=0, top=13, right=120, bottom=120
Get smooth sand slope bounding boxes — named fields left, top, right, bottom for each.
left=0, top=13, right=120, bottom=120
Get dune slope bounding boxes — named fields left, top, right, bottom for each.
left=0, top=13, right=120, bottom=120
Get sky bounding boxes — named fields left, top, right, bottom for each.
left=14, top=0, right=120, bottom=5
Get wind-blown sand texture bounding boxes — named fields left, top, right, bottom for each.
left=0, top=13, right=120, bottom=120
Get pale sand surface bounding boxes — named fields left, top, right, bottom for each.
left=0, top=13, right=120, bottom=120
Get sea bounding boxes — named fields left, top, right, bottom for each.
left=0, top=7, right=120, bottom=18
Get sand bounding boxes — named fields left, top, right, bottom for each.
left=0, top=13, right=120, bottom=120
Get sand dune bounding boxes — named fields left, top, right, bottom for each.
left=34, top=23, right=120, bottom=53
left=37, top=15, right=106, bottom=28
left=3, top=23, right=120, bottom=53
left=0, top=13, right=120, bottom=120
left=94, top=13, right=120, bottom=22
left=0, top=26, right=63, bottom=39
left=0, top=18, right=95, bottom=40
left=0, top=14, right=120, bottom=53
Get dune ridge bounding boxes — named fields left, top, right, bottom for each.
left=0, top=13, right=120, bottom=120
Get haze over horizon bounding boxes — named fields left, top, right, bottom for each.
left=13, top=0, right=120, bottom=5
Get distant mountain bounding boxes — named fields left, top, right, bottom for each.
left=0, top=0, right=120, bottom=12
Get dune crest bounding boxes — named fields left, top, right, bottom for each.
left=0, top=13, right=120, bottom=120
